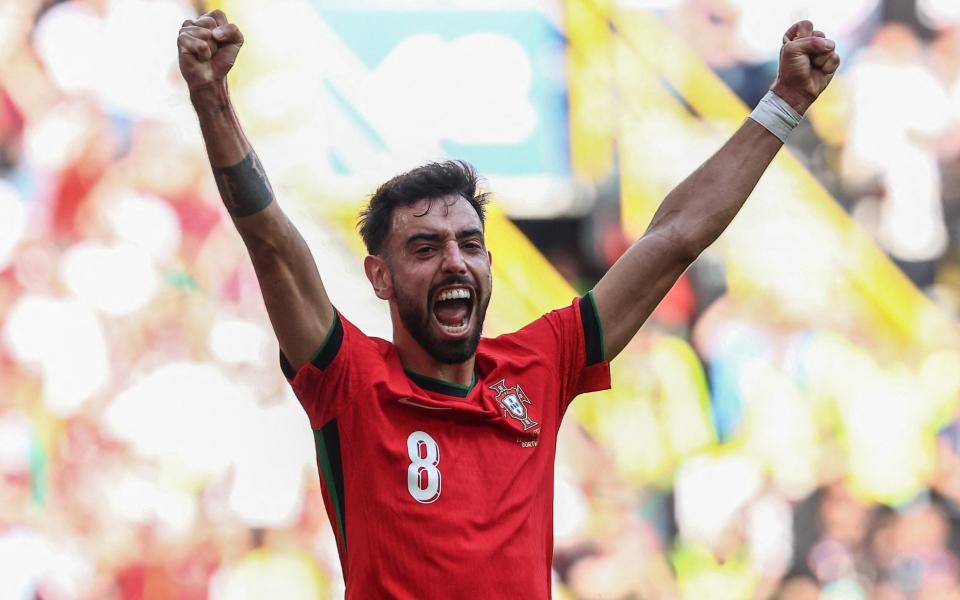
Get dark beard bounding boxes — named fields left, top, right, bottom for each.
left=396, top=276, right=490, bottom=365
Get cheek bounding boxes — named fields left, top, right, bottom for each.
left=469, top=257, right=492, bottom=284
left=392, top=264, right=430, bottom=298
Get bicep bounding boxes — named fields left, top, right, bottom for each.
left=591, top=226, right=695, bottom=361
left=235, top=202, right=335, bottom=370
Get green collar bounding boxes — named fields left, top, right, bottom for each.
left=404, top=369, right=477, bottom=398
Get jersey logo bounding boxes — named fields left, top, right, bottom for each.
left=489, top=379, right=538, bottom=431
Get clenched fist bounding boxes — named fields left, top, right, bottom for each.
left=177, top=9, right=243, bottom=94
left=771, top=20, right=841, bottom=114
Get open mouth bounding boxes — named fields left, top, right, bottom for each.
left=431, top=286, right=474, bottom=337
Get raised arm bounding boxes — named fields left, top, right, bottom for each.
left=592, top=21, right=840, bottom=361
left=178, top=10, right=334, bottom=370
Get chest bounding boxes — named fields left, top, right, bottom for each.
left=339, top=367, right=561, bottom=511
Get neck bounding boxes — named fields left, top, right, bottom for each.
left=392, top=315, right=475, bottom=388
left=399, top=347, right=476, bottom=388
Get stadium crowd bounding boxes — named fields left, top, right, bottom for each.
left=2, top=0, right=960, bottom=598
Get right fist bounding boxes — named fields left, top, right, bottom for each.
left=177, top=10, right=243, bottom=93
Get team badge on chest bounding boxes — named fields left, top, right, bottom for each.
left=489, top=379, right=539, bottom=431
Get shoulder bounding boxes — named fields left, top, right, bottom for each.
left=480, top=294, right=603, bottom=367
left=336, top=313, right=398, bottom=370
left=480, top=297, right=580, bottom=355
left=490, top=296, right=595, bottom=344
left=281, top=310, right=393, bottom=380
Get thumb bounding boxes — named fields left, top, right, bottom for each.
left=210, top=23, right=244, bottom=73
left=212, top=23, right=244, bottom=46
left=785, top=36, right=835, bottom=58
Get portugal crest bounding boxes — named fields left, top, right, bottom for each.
left=489, top=379, right=538, bottom=431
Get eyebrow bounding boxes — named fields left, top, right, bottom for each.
left=405, top=228, right=484, bottom=245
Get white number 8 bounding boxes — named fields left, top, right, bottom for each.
left=407, top=431, right=441, bottom=503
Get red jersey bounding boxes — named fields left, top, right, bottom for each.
left=281, top=295, right=610, bottom=598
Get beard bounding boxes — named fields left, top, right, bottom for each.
left=395, top=274, right=491, bottom=365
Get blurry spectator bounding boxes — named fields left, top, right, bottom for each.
left=884, top=499, right=960, bottom=598
left=665, top=0, right=777, bottom=106
left=843, top=24, right=950, bottom=288
left=930, top=26, right=960, bottom=259
left=781, top=481, right=882, bottom=597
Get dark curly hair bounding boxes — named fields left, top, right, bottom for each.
left=358, top=160, right=490, bottom=255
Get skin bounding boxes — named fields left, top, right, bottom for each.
left=178, top=11, right=334, bottom=373
left=364, top=196, right=492, bottom=384
left=178, top=12, right=839, bottom=386
left=593, top=20, right=839, bottom=360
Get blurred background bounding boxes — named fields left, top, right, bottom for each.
left=4, top=0, right=960, bottom=598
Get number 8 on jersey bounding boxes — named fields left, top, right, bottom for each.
left=407, top=431, right=441, bottom=503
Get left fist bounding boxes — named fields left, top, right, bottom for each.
left=771, top=20, right=840, bottom=115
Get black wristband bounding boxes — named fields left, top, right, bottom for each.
left=212, top=151, right=275, bottom=217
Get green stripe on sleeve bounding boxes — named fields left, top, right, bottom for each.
left=314, top=425, right=347, bottom=555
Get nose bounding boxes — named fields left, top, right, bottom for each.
left=440, top=240, right=467, bottom=274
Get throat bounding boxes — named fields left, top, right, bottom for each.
left=405, top=367, right=477, bottom=396
left=398, top=351, right=478, bottom=389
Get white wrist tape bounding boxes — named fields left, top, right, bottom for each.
left=748, top=91, right=803, bottom=143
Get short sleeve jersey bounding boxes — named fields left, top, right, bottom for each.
left=281, top=295, right=610, bottom=599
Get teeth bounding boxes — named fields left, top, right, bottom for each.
left=437, top=288, right=471, bottom=302
left=439, top=317, right=470, bottom=335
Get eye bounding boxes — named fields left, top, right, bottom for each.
left=462, top=240, right=483, bottom=252
left=415, top=246, right=436, bottom=257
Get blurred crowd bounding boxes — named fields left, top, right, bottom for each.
left=0, top=0, right=340, bottom=597
left=670, top=0, right=960, bottom=302
left=545, top=0, right=960, bottom=598
left=3, top=0, right=960, bottom=599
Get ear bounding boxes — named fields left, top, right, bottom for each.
left=364, top=255, right=393, bottom=300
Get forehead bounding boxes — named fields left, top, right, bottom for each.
left=389, top=195, right=483, bottom=240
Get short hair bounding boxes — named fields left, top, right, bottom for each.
left=358, top=160, right=489, bottom=255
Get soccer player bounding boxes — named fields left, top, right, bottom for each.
left=178, top=11, right=839, bottom=598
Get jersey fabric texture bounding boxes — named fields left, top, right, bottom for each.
left=280, top=295, right=610, bottom=599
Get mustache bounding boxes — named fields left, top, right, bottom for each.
left=428, top=275, right=477, bottom=302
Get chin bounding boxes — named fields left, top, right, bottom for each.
left=429, top=332, right=481, bottom=364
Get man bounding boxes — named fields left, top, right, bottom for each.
left=178, top=10, right=838, bottom=598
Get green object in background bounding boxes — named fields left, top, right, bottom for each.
left=29, top=433, right=46, bottom=507
left=164, top=270, right=199, bottom=291
left=671, top=541, right=758, bottom=600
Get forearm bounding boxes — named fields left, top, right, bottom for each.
left=192, top=81, right=334, bottom=364
left=191, top=81, right=274, bottom=221
left=648, top=117, right=785, bottom=256
left=179, top=10, right=334, bottom=368
left=591, top=22, right=837, bottom=361
left=593, top=118, right=791, bottom=359
left=191, top=80, right=249, bottom=166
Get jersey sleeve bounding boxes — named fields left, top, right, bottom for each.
left=279, top=310, right=375, bottom=428
left=517, top=293, right=611, bottom=411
